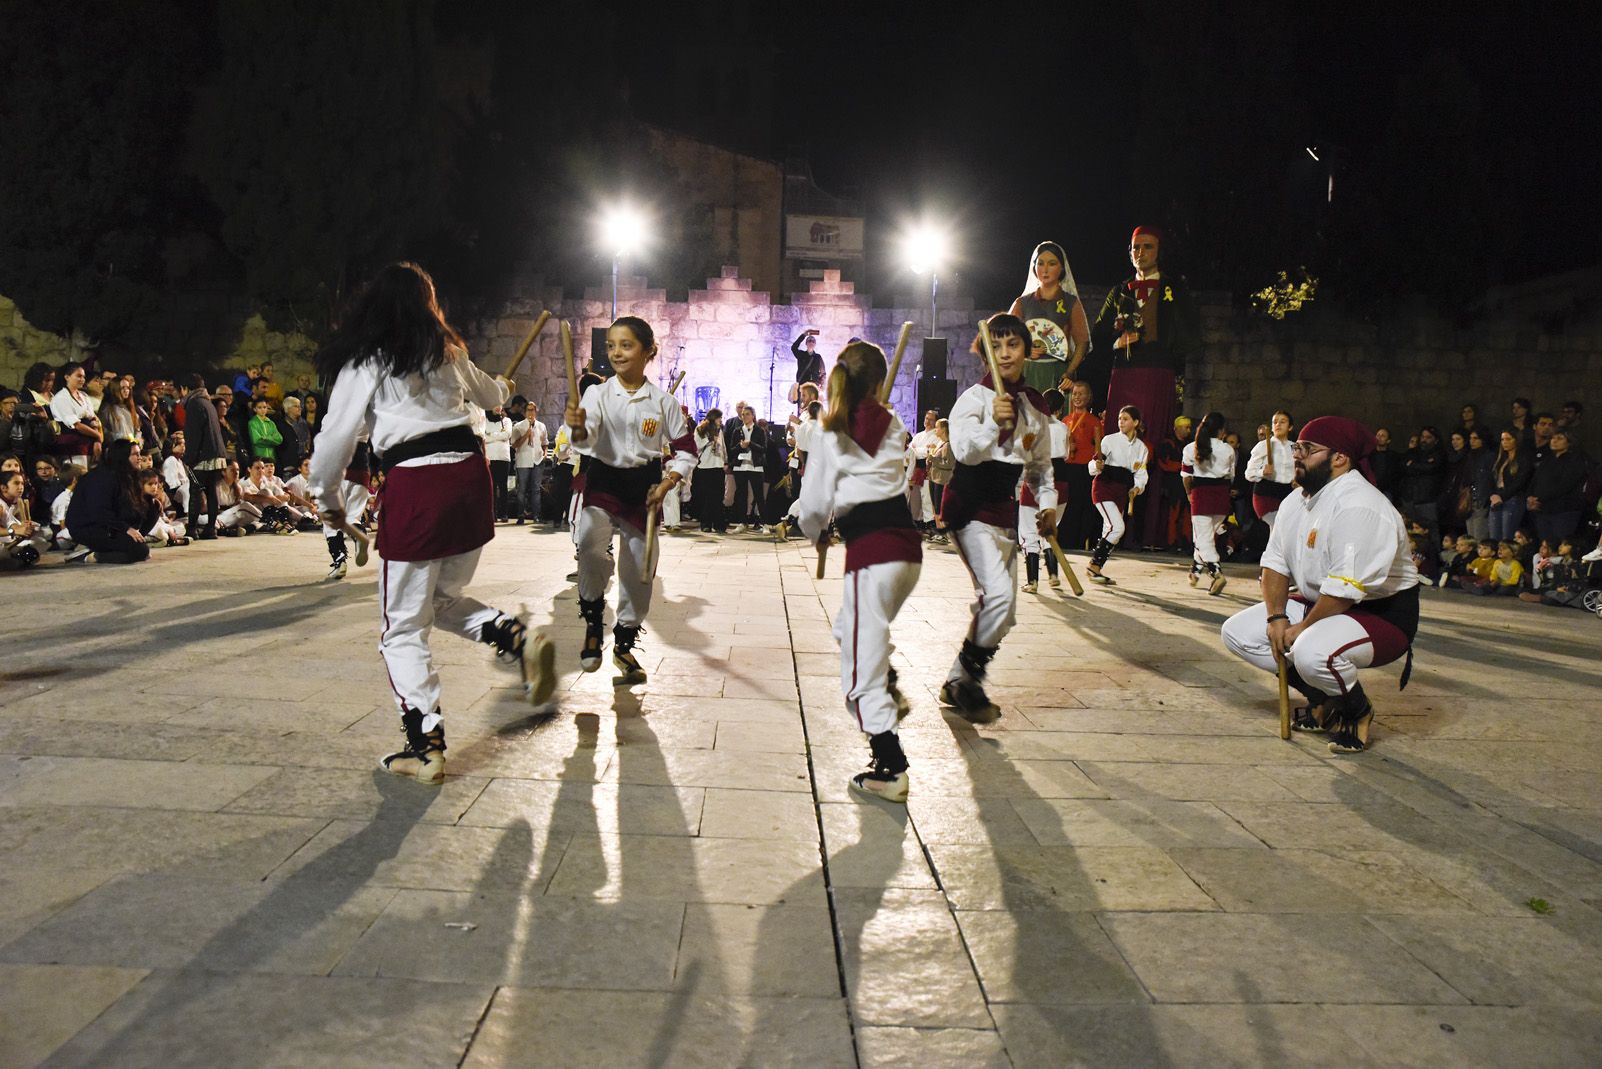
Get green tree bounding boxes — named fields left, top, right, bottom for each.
left=191, top=0, right=450, bottom=333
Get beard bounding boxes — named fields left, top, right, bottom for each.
left=1296, top=454, right=1333, bottom=495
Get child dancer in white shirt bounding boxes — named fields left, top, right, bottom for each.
left=310, top=262, right=554, bottom=784
left=1181, top=410, right=1236, bottom=594
left=940, top=313, right=1059, bottom=722
left=564, top=316, right=697, bottom=684
left=1086, top=406, right=1150, bottom=584
left=797, top=342, right=921, bottom=802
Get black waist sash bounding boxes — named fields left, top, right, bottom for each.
left=585, top=457, right=663, bottom=503
left=1359, top=584, right=1420, bottom=643
left=1051, top=458, right=1073, bottom=483
left=377, top=425, right=481, bottom=473
left=1097, top=464, right=1134, bottom=486
left=1255, top=479, right=1295, bottom=502
left=950, top=460, right=1024, bottom=503
left=837, top=495, right=916, bottom=541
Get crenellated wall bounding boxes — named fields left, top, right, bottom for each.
left=468, top=267, right=987, bottom=432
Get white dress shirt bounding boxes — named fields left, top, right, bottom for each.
left=1262, top=469, right=1419, bottom=603
left=797, top=412, right=911, bottom=542
left=949, top=382, right=1058, bottom=512
left=574, top=378, right=696, bottom=481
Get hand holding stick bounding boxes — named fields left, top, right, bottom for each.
left=976, top=320, right=1012, bottom=431
left=503, top=310, right=552, bottom=381
left=879, top=321, right=915, bottom=403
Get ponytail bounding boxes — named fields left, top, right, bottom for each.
left=822, top=341, right=888, bottom=434
left=1194, top=410, right=1226, bottom=464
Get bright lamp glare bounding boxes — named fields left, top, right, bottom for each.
left=599, top=205, right=648, bottom=254
left=903, top=224, right=950, bottom=274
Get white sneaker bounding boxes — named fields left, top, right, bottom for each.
left=1021, top=581, right=1039, bottom=594
left=1582, top=547, right=1602, bottom=562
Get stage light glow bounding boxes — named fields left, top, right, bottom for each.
left=599, top=204, right=649, bottom=255
left=902, top=223, right=951, bottom=275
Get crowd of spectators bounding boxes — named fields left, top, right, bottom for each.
left=1, top=358, right=336, bottom=567
left=4, top=349, right=1598, bottom=621
left=1023, top=390, right=1601, bottom=613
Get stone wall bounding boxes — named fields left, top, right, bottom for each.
left=470, top=267, right=1602, bottom=440
left=0, top=294, right=319, bottom=390
left=469, top=267, right=986, bottom=433
left=1185, top=299, right=1602, bottom=436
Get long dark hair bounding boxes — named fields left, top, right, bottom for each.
left=314, top=262, right=465, bottom=386
left=1194, top=410, right=1226, bottom=464
left=23, top=362, right=55, bottom=393
left=102, top=438, right=144, bottom=512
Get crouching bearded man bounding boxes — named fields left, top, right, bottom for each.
left=1221, top=416, right=1420, bottom=754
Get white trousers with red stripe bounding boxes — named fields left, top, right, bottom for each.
left=834, top=561, right=921, bottom=736
left=1221, top=600, right=1379, bottom=697
left=379, top=548, right=501, bottom=729
left=1192, top=513, right=1226, bottom=565
left=947, top=521, right=1018, bottom=682
left=1095, top=500, right=1127, bottom=545
left=576, top=505, right=651, bottom=627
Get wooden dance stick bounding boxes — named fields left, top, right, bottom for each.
left=1044, top=534, right=1085, bottom=597
left=503, top=310, right=552, bottom=381
left=815, top=538, right=828, bottom=580
left=560, top=320, right=580, bottom=404
left=337, top=519, right=370, bottom=567
left=644, top=506, right=660, bottom=579
left=879, top=320, right=915, bottom=402
left=976, top=320, right=1012, bottom=431
left=1276, top=654, right=1291, bottom=740
left=668, top=370, right=686, bottom=395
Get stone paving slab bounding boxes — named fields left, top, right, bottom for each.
left=4, top=527, right=1601, bottom=1065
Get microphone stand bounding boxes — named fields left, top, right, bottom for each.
left=767, top=345, right=776, bottom=422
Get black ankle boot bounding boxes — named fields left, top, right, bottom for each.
left=1327, top=683, right=1375, bottom=754
left=479, top=613, right=527, bottom=663
left=941, top=641, right=1001, bottom=723
left=851, top=730, right=909, bottom=802
left=578, top=597, right=605, bottom=672
left=380, top=706, right=447, bottom=783
left=1025, top=551, right=1040, bottom=586
left=1088, top=537, right=1115, bottom=582
left=1285, top=664, right=1332, bottom=733
left=612, top=623, right=646, bottom=683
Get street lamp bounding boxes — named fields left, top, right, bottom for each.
left=599, top=204, right=649, bottom=320
left=903, top=224, right=951, bottom=334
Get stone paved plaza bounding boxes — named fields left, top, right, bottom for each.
left=4, top=527, right=1602, bottom=1068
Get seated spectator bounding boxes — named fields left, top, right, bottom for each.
left=63, top=439, right=150, bottom=564
left=282, top=396, right=311, bottom=463
left=261, top=459, right=316, bottom=529
left=1455, top=540, right=1497, bottom=593
left=240, top=458, right=298, bottom=533
left=1438, top=535, right=1477, bottom=589
left=213, top=460, right=263, bottom=535
left=1, top=469, right=49, bottom=568
left=0, top=390, right=16, bottom=452
left=161, top=434, right=193, bottom=518
left=139, top=468, right=189, bottom=546
left=49, top=464, right=80, bottom=549
left=49, top=362, right=104, bottom=469
left=32, top=454, right=67, bottom=517
left=283, top=456, right=320, bottom=521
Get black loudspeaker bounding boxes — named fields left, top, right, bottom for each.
left=917, top=377, right=957, bottom=418
left=921, top=337, right=947, bottom=379
left=590, top=326, right=612, bottom=376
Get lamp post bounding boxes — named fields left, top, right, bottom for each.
left=903, top=224, right=951, bottom=335
left=599, top=205, right=648, bottom=320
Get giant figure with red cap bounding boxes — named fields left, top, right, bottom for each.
left=1220, top=416, right=1420, bottom=754
left=1089, top=227, right=1202, bottom=548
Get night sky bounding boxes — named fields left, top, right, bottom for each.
left=772, top=9, right=1602, bottom=307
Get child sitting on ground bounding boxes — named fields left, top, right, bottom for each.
left=1437, top=535, right=1476, bottom=588
left=1482, top=541, right=1524, bottom=595
left=1456, top=540, right=1497, bottom=593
